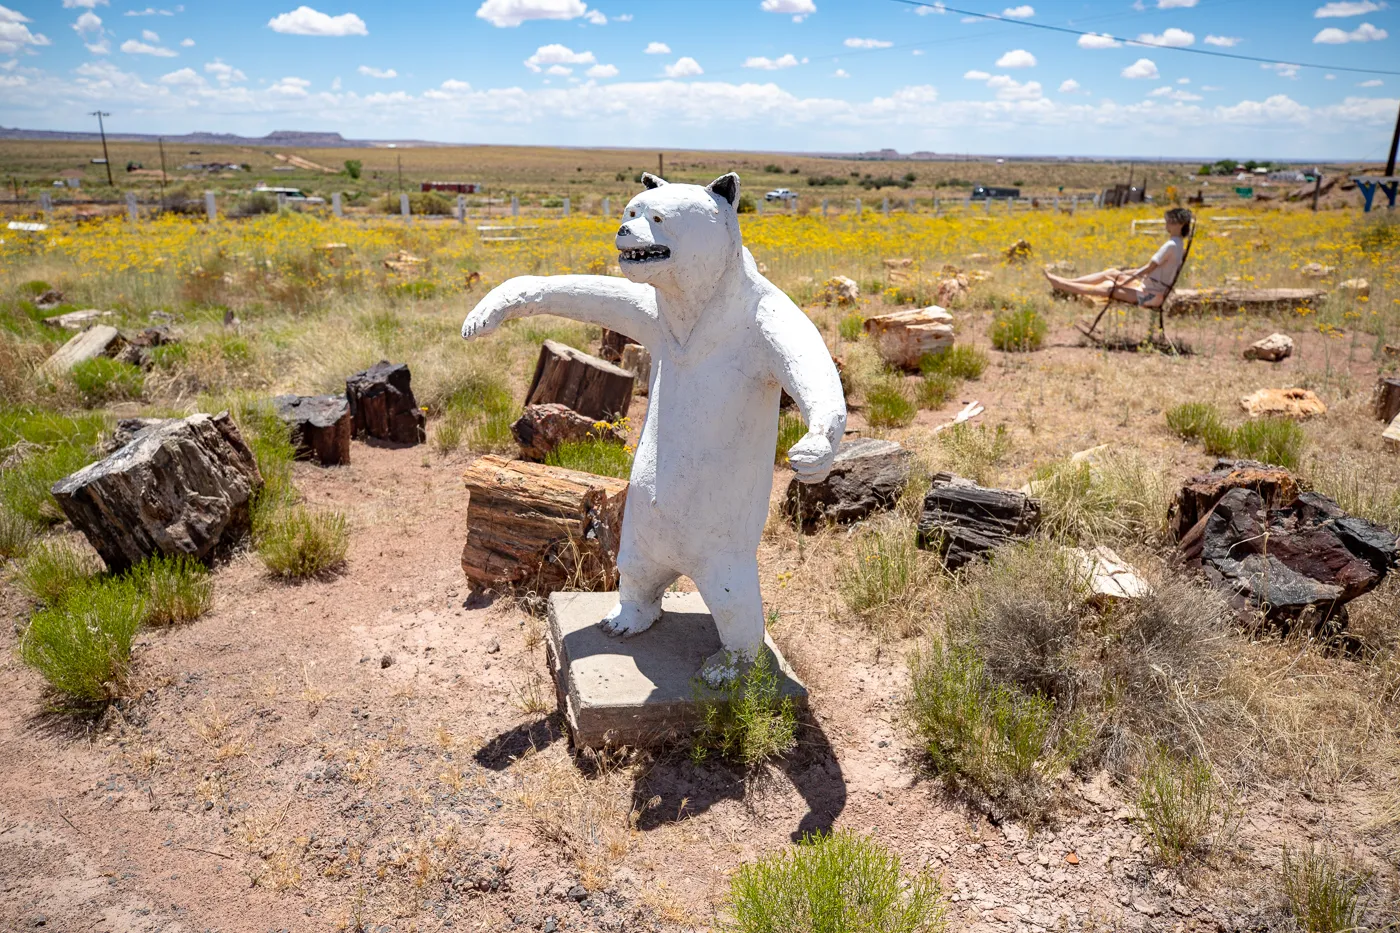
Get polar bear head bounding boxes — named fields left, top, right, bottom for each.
left=615, top=173, right=742, bottom=296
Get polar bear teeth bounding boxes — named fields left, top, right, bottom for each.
left=619, top=245, right=671, bottom=263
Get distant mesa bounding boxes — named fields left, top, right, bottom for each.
left=0, top=126, right=449, bottom=148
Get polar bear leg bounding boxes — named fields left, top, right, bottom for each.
left=693, top=556, right=765, bottom=688
left=601, top=546, right=677, bottom=637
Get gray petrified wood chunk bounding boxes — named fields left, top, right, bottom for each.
left=273, top=394, right=352, bottom=465
left=916, top=472, right=1041, bottom=570
left=50, top=412, right=263, bottom=572
left=345, top=360, right=426, bottom=445
left=39, top=324, right=126, bottom=376
left=546, top=591, right=806, bottom=749
left=783, top=437, right=911, bottom=529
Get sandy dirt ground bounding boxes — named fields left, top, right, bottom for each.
left=2, top=311, right=1396, bottom=933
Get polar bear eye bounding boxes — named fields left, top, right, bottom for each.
left=629, top=209, right=637, bottom=217
left=652, top=215, right=662, bottom=224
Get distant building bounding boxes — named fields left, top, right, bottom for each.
left=422, top=181, right=482, bottom=193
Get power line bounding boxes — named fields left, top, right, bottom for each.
left=889, top=0, right=1400, bottom=77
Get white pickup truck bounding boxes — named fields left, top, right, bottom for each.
left=764, top=188, right=797, bottom=202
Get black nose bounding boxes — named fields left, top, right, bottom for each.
left=616, top=224, right=630, bottom=237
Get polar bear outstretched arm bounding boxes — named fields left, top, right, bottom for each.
left=461, top=274, right=661, bottom=346
left=757, top=300, right=847, bottom=484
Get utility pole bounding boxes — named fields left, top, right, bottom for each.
left=90, top=111, right=114, bottom=187
left=657, top=152, right=663, bottom=178
left=157, top=136, right=168, bottom=209
left=1311, top=166, right=1322, bottom=212
left=397, top=153, right=403, bottom=193
left=1386, top=99, right=1400, bottom=177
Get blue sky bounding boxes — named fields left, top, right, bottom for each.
left=0, top=0, right=1396, bottom=158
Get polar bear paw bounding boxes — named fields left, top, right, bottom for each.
left=600, top=599, right=662, bottom=637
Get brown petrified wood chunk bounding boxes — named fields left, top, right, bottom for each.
left=511, top=403, right=628, bottom=462
left=345, top=360, right=426, bottom=445
left=1169, top=458, right=1299, bottom=544
left=783, top=438, right=911, bottom=530
left=1373, top=376, right=1400, bottom=425
left=915, top=472, right=1040, bottom=570
left=598, top=328, right=638, bottom=364
left=525, top=340, right=635, bottom=422
left=50, top=412, right=263, bottom=572
left=274, top=394, right=352, bottom=465
left=863, top=307, right=955, bottom=371
left=461, top=455, right=628, bottom=594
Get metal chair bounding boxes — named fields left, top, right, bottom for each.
left=1075, top=231, right=1194, bottom=346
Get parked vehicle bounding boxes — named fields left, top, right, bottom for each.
left=253, top=185, right=326, bottom=205
left=764, top=188, right=797, bottom=202
left=970, top=185, right=1020, bottom=200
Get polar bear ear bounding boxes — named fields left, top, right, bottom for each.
left=706, top=173, right=740, bottom=207
left=640, top=173, right=668, bottom=190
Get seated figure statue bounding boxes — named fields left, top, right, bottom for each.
left=461, top=173, right=847, bottom=686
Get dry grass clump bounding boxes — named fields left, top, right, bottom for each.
left=516, top=747, right=640, bottom=891
left=1135, top=746, right=1236, bottom=867
left=1032, top=448, right=1172, bottom=546
left=1280, top=845, right=1372, bottom=933
left=14, top=538, right=100, bottom=605
left=257, top=506, right=349, bottom=579
left=837, top=515, right=939, bottom=637
left=131, top=554, right=214, bottom=625
left=864, top=377, right=917, bottom=429
left=936, top=422, right=1009, bottom=485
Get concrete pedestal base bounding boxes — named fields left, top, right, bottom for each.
left=546, top=591, right=807, bottom=748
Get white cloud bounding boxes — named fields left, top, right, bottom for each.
left=663, top=56, right=702, bottom=77
left=1313, top=22, right=1387, bottom=42
left=1137, top=27, right=1194, bottom=47
left=204, top=59, right=245, bottom=84
left=1203, top=35, right=1240, bottom=47
left=269, top=75, right=311, bottom=96
left=744, top=53, right=799, bottom=69
left=844, top=37, right=892, bottom=48
left=912, top=48, right=923, bottom=55
left=1326, top=73, right=1335, bottom=79
left=441, top=78, right=469, bottom=90
left=358, top=65, right=396, bottom=78
left=1121, top=58, right=1159, bottom=79
left=915, top=1, right=946, bottom=12
left=476, top=0, right=588, bottom=27
left=963, top=70, right=991, bottom=80
left=120, top=38, right=176, bottom=56
left=832, top=67, right=849, bottom=77
left=62, top=0, right=108, bottom=7
left=72, top=11, right=103, bottom=37
left=179, top=37, right=193, bottom=46
left=1358, top=78, right=1384, bottom=86
left=615, top=13, right=632, bottom=21
left=1077, top=32, right=1121, bottom=49
left=1262, top=62, right=1300, bottom=78
left=995, top=48, right=1036, bottom=67
left=1201, top=84, right=1222, bottom=91
left=87, top=39, right=109, bottom=53
left=760, top=0, right=816, bottom=21
left=1058, top=78, right=1079, bottom=92
left=985, top=74, right=1042, bottom=100
left=524, top=43, right=595, bottom=73
left=1315, top=1, right=1385, bottom=16
left=644, top=41, right=669, bottom=54
left=586, top=63, right=618, bottom=77
left=1149, top=85, right=1202, bottom=101
left=267, top=6, right=368, bottom=36
left=0, top=6, right=51, bottom=55
left=1002, top=5, right=1033, bottom=17
left=141, top=28, right=160, bottom=41
left=158, top=66, right=200, bottom=86
left=125, top=6, right=178, bottom=14
left=585, top=9, right=606, bottom=24
left=1177, top=77, right=1190, bottom=83
left=1156, top=0, right=1197, bottom=6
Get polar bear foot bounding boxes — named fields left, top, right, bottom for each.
left=600, top=599, right=662, bottom=637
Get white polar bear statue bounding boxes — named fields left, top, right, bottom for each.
left=461, top=172, right=847, bottom=686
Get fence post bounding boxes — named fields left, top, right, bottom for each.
left=855, top=197, right=862, bottom=217
left=40, top=191, right=52, bottom=214
left=562, top=197, right=570, bottom=218
left=789, top=195, right=795, bottom=213
left=602, top=197, right=610, bottom=217
left=400, top=193, right=410, bottom=222
left=882, top=197, right=889, bottom=216
left=984, top=197, right=990, bottom=214
left=822, top=198, right=828, bottom=217
left=511, top=195, right=519, bottom=217
left=126, top=192, right=138, bottom=224
left=332, top=192, right=342, bottom=218
left=1053, top=195, right=1059, bottom=211
left=277, top=192, right=288, bottom=211
left=757, top=199, right=763, bottom=215
left=934, top=196, right=940, bottom=214
left=205, top=191, right=217, bottom=222
left=457, top=194, right=466, bottom=223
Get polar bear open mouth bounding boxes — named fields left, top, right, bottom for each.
left=619, top=245, right=671, bottom=263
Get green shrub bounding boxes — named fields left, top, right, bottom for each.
left=0, top=507, right=39, bottom=560
left=343, top=159, right=362, bottom=179
left=0, top=407, right=106, bottom=455
left=18, top=280, right=53, bottom=297
left=990, top=305, right=1046, bottom=352
left=908, top=639, right=1068, bottom=818
left=774, top=411, right=807, bottom=466
left=0, top=441, right=97, bottom=524
left=937, top=422, right=1009, bottom=486
left=839, top=522, right=931, bottom=633
left=838, top=313, right=864, bottom=341
left=1200, top=418, right=1236, bottom=457
left=1031, top=451, right=1171, bottom=546
left=394, top=281, right=438, bottom=300
left=1165, top=401, right=1223, bottom=441
left=69, top=357, right=144, bottom=405
left=722, top=830, right=947, bottom=933
left=1232, top=417, right=1305, bottom=471
left=16, top=539, right=99, bottom=605
left=1281, top=845, right=1371, bottom=933
left=865, top=378, right=916, bottom=429
left=232, top=191, right=277, bottom=217
left=376, top=191, right=453, bottom=215
left=1135, top=747, right=1232, bottom=866
left=256, top=506, right=349, bottom=579
left=920, top=345, right=987, bottom=380
left=150, top=342, right=189, bottom=370
left=433, top=372, right=517, bottom=455
left=20, top=576, right=144, bottom=708
left=916, top=371, right=957, bottom=410
left=130, top=555, right=213, bottom=625
left=546, top=436, right=633, bottom=478
left=692, top=650, right=798, bottom=767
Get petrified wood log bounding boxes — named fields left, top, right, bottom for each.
left=916, top=473, right=1040, bottom=570
left=525, top=340, right=634, bottom=421
left=863, top=307, right=955, bottom=371
left=461, top=455, right=628, bottom=593
left=1167, top=288, right=1325, bottom=316
left=345, top=360, right=426, bottom=445
left=512, top=403, right=628, bottom=462
left=1169, top=459, right=1299, bottom=543
left=51, top=412, right=262, bottom=572
left=1373, top=377, right=1400, bottom=424
left=783, top=438, right=911, bottom=529
left=274, top=394, right=352, bottom=466
left=620, top=343, right=652, bottom=395
left=39, top=325, right=126, bottom=376
left=599, top=328, right=638, bottom=364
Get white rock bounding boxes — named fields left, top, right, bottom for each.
left=1384, top=414, right=1400, bottom=452
left=39, top=325, right=125, bottom=376
left=1068, top=545, right=1152, bottom=602
left=42, top=309, right=113, bottom=331
left=1243, top=333, right=1294, bottom=362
